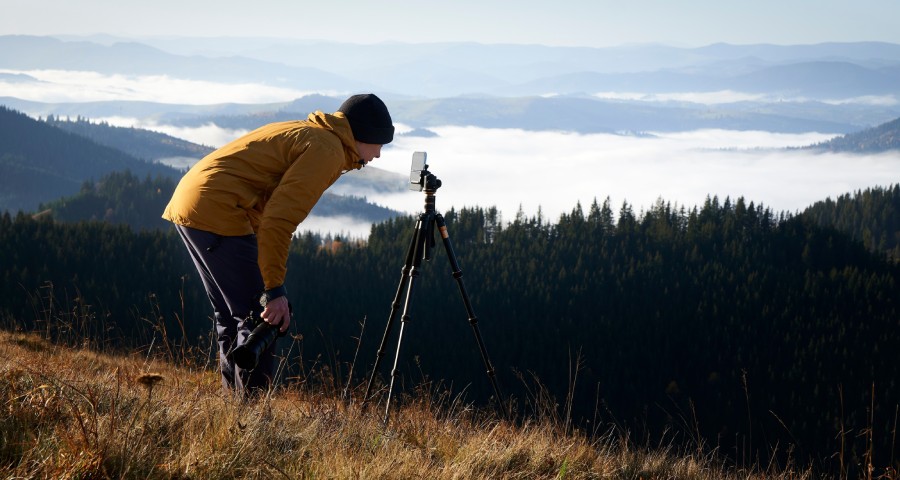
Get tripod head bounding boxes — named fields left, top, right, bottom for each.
left=423, top=171, right=442, bottom=193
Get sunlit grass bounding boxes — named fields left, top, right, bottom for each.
left=0, top=330, right=812, bottom=479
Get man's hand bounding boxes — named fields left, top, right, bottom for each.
left=261, top=295, right=291, bottom=332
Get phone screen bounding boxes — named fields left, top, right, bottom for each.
left=409, top=151, right=427, bottom=191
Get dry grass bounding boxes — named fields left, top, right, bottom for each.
left=0, top=330, right=806, bottom=480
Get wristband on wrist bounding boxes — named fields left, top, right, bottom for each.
left=259, top=285, right=287, bottom=307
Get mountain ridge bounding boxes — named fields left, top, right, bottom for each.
left=0, top=106, right=180, bottom=212
left=0, top=35, right=370, bottom=92
left=3, top=95, right=866, bottom=136
left=44, top=115, right=215, bottom=162
left=4, top=35, right=900, bottom=134
left=810, top=115, right=900, bottom=152
left=4, top=35, right=900, bottom=100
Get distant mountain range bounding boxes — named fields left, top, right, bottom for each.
left=14, top=35, right=899, bottom=99
left=1, top=94, right=883, bottom=137
left=0, top=35, right=365, bottom=92
left=2, top=35, right=900, bottom=135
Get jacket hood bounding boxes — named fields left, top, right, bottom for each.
left=308, top=111, right=363, bottom=171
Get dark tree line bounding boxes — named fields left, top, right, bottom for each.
left=804, top=184, right=900, bottom=260
left=1, top=189, right=899, bottom=475
left=39, top=171, right=177, bottom=231
left=811, top=117, right=900, bottom=153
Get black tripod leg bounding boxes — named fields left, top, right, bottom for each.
left=382, top=255, right=422, bottom=424
left=435, top=214, right=507, bottom=419
left=382, top=212, right=432, bottom=424
left=362, top=215, right=424, bottom=408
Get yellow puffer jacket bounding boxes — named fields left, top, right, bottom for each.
left=162, top=111, right=361, bottom=290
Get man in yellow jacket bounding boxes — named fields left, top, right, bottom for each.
left=163, top=93, right=394, bottom=397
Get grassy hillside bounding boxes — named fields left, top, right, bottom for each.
left=3, top=194, right=899, bottom=477
left=0, top=330, right=812, bottom=479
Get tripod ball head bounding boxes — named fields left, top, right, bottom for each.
left=424, top=172, right=442, bottom=192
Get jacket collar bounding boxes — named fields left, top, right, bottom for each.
left=307, top=111, right=363, bottom=171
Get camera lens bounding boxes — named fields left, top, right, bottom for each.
left=232, top=321, right=280, bottom=370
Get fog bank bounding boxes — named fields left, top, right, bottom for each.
left=305, top=127, right=899, bottom=238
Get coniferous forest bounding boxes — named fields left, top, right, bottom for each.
left=2, top=183, right=899, bottom=474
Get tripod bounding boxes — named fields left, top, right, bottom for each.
left=362, top=167, right=506, bottom=424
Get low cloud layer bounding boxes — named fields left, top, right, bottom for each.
left=594, top=90, right=770, bottom=104
left=593, top=90, right=900, bottom=106
left=374, top=127, right=899, bottom=225
left=0, top=69, right=323, bottom=104
left=144, top=122, right=900, bottom=239
left=6, top=68, right=899, bottom=109
left=4, top=69, right=898, bottom=239
left=96, top=116, right=250, bottom=148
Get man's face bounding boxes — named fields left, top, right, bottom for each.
left=356, top=142, right=383, bottom=166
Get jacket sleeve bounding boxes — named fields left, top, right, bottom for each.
left=256, top=140, right=344, bottom=289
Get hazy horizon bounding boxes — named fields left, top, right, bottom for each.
left=4, top=0, right=900, bottom=47
left=5, top=67, right=900, bottom=110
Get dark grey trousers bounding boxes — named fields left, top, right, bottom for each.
left=175, top=224, right=275, bottom=397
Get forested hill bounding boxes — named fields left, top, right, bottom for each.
left=0, top=106, right=180, bottom=212
left=44, top=115, right=214, bottom=163
left=38, top=172, right=179, bottom=231
left=38, top=170, right=403, bottom=231
left=802, top=184, right=900, bottom=259
left=811, top=116, right=900, bottom=152
left=2, top=195, right=898, bottom=475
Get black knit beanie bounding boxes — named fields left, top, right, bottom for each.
left=337, top=93, right=395, bottom=145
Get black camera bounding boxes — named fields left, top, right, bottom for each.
left=231, top=317, right=284, bottom=370
left=231, top=294, right=291, bottom=371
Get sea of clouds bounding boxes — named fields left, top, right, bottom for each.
left=371, top=127, right=899, bottom=228
left=4, top=68, right=899, bottom=239
left=308, top=125, right=900, bottom=238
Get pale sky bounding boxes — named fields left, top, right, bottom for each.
left=3, top=0, right=900, bottom=47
